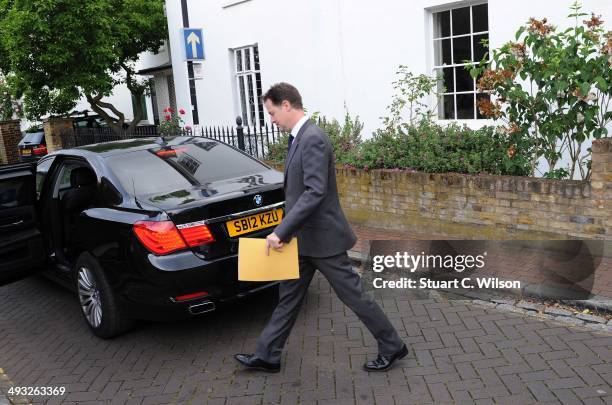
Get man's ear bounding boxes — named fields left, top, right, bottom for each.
left=282, top=100, right=291, bottom=111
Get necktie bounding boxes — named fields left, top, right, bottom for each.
left=287, top=135, right=295, bottom=154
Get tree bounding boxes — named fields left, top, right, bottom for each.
left=0, top=73, right=22, bottom=121
left=0, top=0, right=167, bottom=134
left=471, top=2, right=612, bottom=180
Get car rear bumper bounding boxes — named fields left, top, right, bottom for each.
left=19, top=155, right=42, bottom=162
left=115, top=248, right=279, bottom=321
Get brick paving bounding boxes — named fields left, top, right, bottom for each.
left=0, top=265, right=611, bottom=404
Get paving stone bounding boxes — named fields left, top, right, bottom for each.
left=576, top=313, right=608, bottom=324
left=584, top=323, right=612, bottom=333
left=492, top=298, right=516, bottom=305
left=532, top=313, right=555, bottom=321
left=472, top=299, right=498, bottom=308
left=544, top=307, right=574, bottom=317
left=516, top=302, right=544, bottom=312
left=496, top=304, right=526, bottom=314
left=555, top=316, right=586, bottom=326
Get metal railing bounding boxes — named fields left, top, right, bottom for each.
left=201, top=117, right=286, bottom=159
left=60, top=125, right=161, bottom=148
left=60, top=117, right=289, bottom=160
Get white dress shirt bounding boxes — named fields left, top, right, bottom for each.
left=291, top=115, right=309, bottom=138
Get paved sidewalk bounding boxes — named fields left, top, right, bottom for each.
left=349, top=225, right=453, bottom=259
left=0, top=268, right=611, bottom=404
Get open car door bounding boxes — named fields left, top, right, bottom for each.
left=0, top=163, right=45, bottom=285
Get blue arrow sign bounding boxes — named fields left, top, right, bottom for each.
left=183, top=28, right=205, bottom=60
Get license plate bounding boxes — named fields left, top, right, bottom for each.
left=226, top=208, right=283, bottom=237
left=21, top=149, right=31, bottom=156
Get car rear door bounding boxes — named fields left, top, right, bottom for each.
left=0, top=163, right=46, bottom=285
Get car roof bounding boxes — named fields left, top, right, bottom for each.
left=55, top=136, right=218, bottom=158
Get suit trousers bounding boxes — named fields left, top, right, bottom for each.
left=254, top=252, right=404, bottom=364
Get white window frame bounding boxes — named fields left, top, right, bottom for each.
left=430, top=1, right=490, bottom=122
left=232, top=44, right=265, bottom=128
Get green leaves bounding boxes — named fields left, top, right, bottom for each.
left=595, top=76, right=608, bottom=92
left=346, top=122, right=533, bottom=176
left=0, top=0, right=167, bottom=123
left=579, top=82, right=591, bottom=96
left=478, top=3, right=611, bottom=180
left=515, top=26, right=526, bottom=41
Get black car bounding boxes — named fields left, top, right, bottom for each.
left=18, top=131, right=48, bottom=162
left=0, top=136, right=284, bottom=338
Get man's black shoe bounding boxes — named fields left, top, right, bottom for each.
left=363, top=344, right=408, bottom=372
left=234, top=354, right=281, bottom=373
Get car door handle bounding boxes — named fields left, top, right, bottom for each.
left=0, top=220, right=24, bottom=228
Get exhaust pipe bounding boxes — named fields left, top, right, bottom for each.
left=188, top=301, right=216, bottom=315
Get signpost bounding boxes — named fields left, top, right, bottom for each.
left=183, top=28, right=205, bottom=60
left=192, top=63, right=204, bottom=79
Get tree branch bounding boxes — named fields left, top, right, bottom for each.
left=86, top=94, right=125, bottom=135
left=121, top=62, right=145, bottom=134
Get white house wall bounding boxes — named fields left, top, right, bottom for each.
left=165, top=0, right=611, bottom=177
left=173, top=0, right=609, bottom=125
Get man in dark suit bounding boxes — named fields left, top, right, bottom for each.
left=235, top=83, right=407, bottom=372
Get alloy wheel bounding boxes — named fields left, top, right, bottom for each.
left=77, top=266, right=103, bottom=328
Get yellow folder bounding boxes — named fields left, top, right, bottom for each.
left=238, top=237, right=299, bottom=281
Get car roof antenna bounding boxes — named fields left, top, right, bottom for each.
left=132, top=178, right=143, bottom=209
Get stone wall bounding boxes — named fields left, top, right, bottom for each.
left=0, top=120, right=22, bottom=165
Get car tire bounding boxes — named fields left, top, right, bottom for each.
left=74, top=252, right=133, bottom=338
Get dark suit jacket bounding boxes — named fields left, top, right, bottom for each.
left=273, top=119, right=357, bottom=257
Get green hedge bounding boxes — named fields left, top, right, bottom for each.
left=266, top=116, right=533, bottom=176
left=347, top=121, right=533, bottom=176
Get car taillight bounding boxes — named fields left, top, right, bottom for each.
left=174, top=291, right=209, bottom=302
left=133, top=220, right=215, bottom=255
left=33, top=145, right=47, bottom=155
left=176, top=223, right=215, bottom=247
left=133, top=220, right=187, bottom=255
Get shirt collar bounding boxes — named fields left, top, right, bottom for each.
left=290, top=115, right=309, bottom=138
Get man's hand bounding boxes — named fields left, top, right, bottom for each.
left=266, top=232, right=284, bottom=256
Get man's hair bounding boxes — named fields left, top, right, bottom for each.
left=262, top=82, right=303, bottom=109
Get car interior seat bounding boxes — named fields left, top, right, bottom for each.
left=61, top=167, right=97, bottom=248
left=62, top=167, right=96, bottom=212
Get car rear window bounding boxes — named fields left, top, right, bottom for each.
left=106, top=138, right=268, bottom=196
left=21, top=132, right=44, bottom=144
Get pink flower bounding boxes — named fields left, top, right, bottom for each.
left=179, top=108, right=186, bottom=115
left=184, top=125, right=191, bottom=130
left=168, top=107, right=174, bottom=113
left=164, top=115, right=171, bottom=121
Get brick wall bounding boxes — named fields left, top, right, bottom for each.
left=266, top=137, right=612, bottom=240
left=0, top=120, right=22, bottom=165
left=43, top=118, right=73, bottom=153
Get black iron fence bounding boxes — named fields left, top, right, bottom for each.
left=201, top=117, right=286, bottom=159
left=60, top=125, right=161, bottom=149
left=60, top=117, right=287, bottom=160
